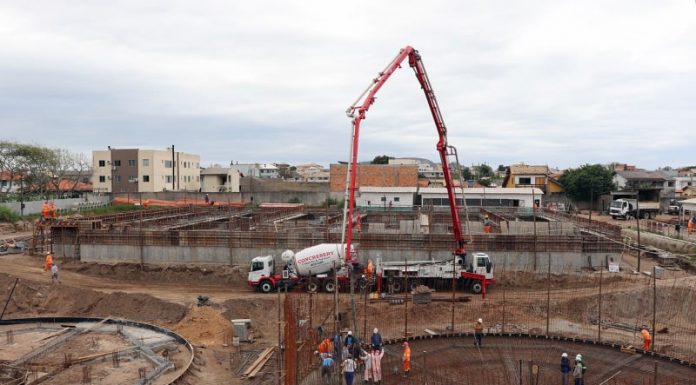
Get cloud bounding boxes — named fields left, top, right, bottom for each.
left=0, top=0, right=694, bottom=169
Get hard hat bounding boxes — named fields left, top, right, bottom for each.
left=373, top=328, right=378, bottom=334
left=403, top=341, right=409, bottom=346
left=562, top=353, right=568, bottom=358
left=576, top=354, right=582, bottom=361
left=347, top=331, right=352, bottom=335
left=478, top=318, right=483, bottom=323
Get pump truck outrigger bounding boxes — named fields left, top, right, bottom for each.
left=247, top=46, right=494, bottom=295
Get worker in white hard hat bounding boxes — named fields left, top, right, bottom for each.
left=573, top=354, right=585, bottom=385
left=345, top=330, right=356, bottom=349
left=371, top=328, right=382, bottom=351
left=474, top=318, right=484, bottom=347
left=560, top=352, right=571, bottom=385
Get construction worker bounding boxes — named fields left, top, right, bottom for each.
left=359, top=347, right=372, bottom=384
left=369, top=345, right=385, bottom=384
left=51, top=264, right=61, bottom=284
left=320, top=353, right=333, bottom=384
left=402, top=341, right=411, bottom=377
left=483, top=215, right=493, bottom=234
left=44, top=251, right=53, bottom=272
left=641, top=326, right=651, bottom=353
left=342, top=354, right=356, bottom=385
left=560, top=352, right=571, bottom=385
left=573, top=354, right=584, bottom=385
left=371, top=328, right=382, bottom=351
left=345, top=331, right=356, bottom=349
left=366, top=259, right=374, bottom=281
left=318, top=337, right=333, bottom=355
left=41, top=201, right=50, bottom=220
left=474, top=318, right=484, bottom=347
left=688, top=215, right=696, bottom=235
left=50, top=201, right=57, bottom=218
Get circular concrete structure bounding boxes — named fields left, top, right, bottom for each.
left=302, top=333, right=696, bottom=385
left=0, top=317, right=193, bottom=385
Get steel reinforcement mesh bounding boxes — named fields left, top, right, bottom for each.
left=283, top=269, right=696, bottom=385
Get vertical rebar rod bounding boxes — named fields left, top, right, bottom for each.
left=277, top=286, right=282, bottom=385
left=451, top=253, right=456, bottom=332
left=546, top=252, right=551, bottom=335
left=404, top=258, right=409, bottom=338
left=598, top=260, right=603, bottom=342
left=652, top=265, right=657, bottom=351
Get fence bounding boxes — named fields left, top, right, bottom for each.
left=282, top=265, right=696, bottom=385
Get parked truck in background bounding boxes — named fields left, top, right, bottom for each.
left=610, top=198, right=660, bottom=220
left=667, top=199, right=682, bottom=215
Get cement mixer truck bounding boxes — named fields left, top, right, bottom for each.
left=247, top=243, right=354, bottom=293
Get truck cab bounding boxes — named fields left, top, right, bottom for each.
left=248, top=255, right=296, bottom=293
left=466, top=252, right=494, bottom=280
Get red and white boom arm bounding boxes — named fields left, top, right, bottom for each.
left=344, top=46, right=466, bottom=262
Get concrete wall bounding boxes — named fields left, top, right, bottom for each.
left=113, top=191, right=334, bottom=207
left=73, top=243, right=620, bottom=273
left=0, top=194, right=111, bottom=216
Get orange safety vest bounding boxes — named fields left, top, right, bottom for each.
left=42, top=203, right=49, bottom=217
left=475, top=322, right=483, bottom=332
left=641, top=329, right=651, bottom=342
left=403, top=346, right=411, bottom=361
left=44, top=254, right=53, bottom=271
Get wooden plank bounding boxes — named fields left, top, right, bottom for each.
left=247, top=348, right=274, bottom=379
left=242, top=347, right=274, bottom=377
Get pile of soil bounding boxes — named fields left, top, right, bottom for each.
left=172, top=306, right=233, bottom=346
left=63, top=261, right=249, bottom=288
left=220, top=297, right=278, bottom=344
left=0, top=273, right=186, bottom=324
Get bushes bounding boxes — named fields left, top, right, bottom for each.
left=0, top=206, right=20, bottom=223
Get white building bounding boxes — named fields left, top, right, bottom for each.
left=200, top=167, right=241, bottom=192
left=356, top=186, right=544, bottom=209
left=230, top=163, right=279, bottom=179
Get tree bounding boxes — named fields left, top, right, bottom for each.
left=461, top=166, right=472, bottom=181
left=558, top=164, right=615, bottom=202
left=371, top=155, right=392, bottom=165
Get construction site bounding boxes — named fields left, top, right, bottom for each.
left=2, top=46, right=696, bottom=385
left=1, top=201, right=696, bottom=385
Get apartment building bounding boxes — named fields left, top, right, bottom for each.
left=92, top=147, right=200, bottom=193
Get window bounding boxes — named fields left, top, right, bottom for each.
left=98, top=160, right=106, bottom=167
left=250, top=261, right=264, bottom=272
left=0, top=181, right=6, bottom=187
left=165, top=175, right=173, bottom=183
left=128, top=176, right=138, bottom=183
left=164, top=160, right=173, bottom=168
left=380, top=197, right=386, bottom=202
left=99, top=176, right=106, bottom=183
left=128, top=159, right=136, bottom=166
left=113, top=160, right=121, bottom=167
left=518, top=177, right=531, bottom=185
left=142, top=159, right=149, bottom=166
left=394, top=197, right=400, bottom=202
left=143, top=175, right=150, bottom=182
left=114, top=175, right=121, bottom=182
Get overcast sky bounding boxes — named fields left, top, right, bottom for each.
left=1, top=1, right=694, bottom=170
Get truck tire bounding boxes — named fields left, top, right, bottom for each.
left=611, top=216, right=617, bottom=220
left=650, top=212, right=657, bottom=219
left=323, top=281, right=336, bottom=293
left=409, top=280, right=420, bottom=291
left=306, top=282, right=319, bottom=293
left=642, top=211, right=650, bottom=219
left=391, top=280, right=402, bottom=293
left=259, top=280, right=274, bottom=294
left=470, top=282, right=483, bottom=294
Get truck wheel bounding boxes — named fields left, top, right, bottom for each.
left=409, top=280, right=420, bottom=291
left=323, top=281, right=336, bottom=293
left=391, top=281, right=402, bottom=293
left=306, top=282, right=318, bottom=293
left=642, top=211, right=650, bottom=219
left=650, top=212, right=657, bottom=219
left=259, top=280, right=274, bottom=294
left=611, top=216, right=617, bottom=220
left=470, top=282, right=483, bottom=294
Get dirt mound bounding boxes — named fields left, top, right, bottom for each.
left=172, top=306, right=233, bottom=346
left=63, top=261, right=249, bottom=288
left=0, top=273, right=186, bottom=324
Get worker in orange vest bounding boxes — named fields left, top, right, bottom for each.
left=688, top=217, right=695, bottom=235
left=402, top=341, right=411, bottom=377
left=366, top=259, right=374, bottom=281
left=483, top=215, right=493, bottom=234
left=641, top=326, right=651, bottom=353
left=44, top=251, right=54, bottom=272
left=41, top=201, right=50, bottom=220
left=318, top=337, right=333, bottom=355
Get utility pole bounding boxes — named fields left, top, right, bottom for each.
left=635, top=192, right=642, bottom=272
